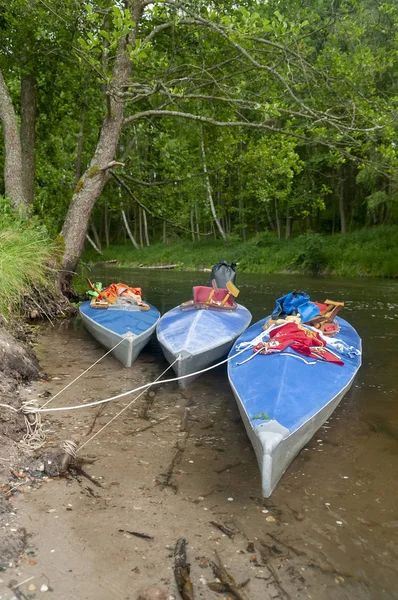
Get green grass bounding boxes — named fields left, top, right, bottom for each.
left=82, top=226, right=398, bottom=278
left=0, top=217, right=59, bottom=317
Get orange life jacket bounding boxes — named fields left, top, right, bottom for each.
left=99, top=283, right=143, bottom=304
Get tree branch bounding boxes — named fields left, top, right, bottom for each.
left=110, top=170, right=211, bottom=235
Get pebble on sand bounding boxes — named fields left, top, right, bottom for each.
left=136, top=585, right=167, bottom=600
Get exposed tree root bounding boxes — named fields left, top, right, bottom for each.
left=208, top=550, right=250, bottom=600
left=174, top=537, right=194, bottom=600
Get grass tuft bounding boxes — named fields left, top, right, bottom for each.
left=0, top=216, right=59, bottom=317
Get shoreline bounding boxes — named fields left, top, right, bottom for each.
left=82, top=226, right=398, bottom=280
left=89, top=260, right=385, bottom=278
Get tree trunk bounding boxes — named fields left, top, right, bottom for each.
left=122, top=209, right=139, bottom=249
left=163, top=220, right=167, bottom=244
left=285, top=207, right=292, bottom=239
left=86, top=233, right=102, bottom=254
left=91, top=220, right=102, bottom=253
left=195, top=200, right=200, bottom=240
left=237, top=158, right=246, bottom=241
left=265, top=202, right=274, bottom=231
left=142, top=208, right=150, bottom=246
left=104, top=203, right=110, bottom=248
left=20, top=75, right=36, bottom=205
left=60, top=3, right=142, bottom=288
left=190, top=205, right=195, bottom=241
left=275, top=198, right=281, bottom=240
left=200, top=131, right=226, bottom=241
left=74, top=102, right=87, bottom=185
left=139, top=207, right=143, bottom=247
left=0, top=71, right=27, bottom=211
left=339, top=170, right=346, bottom=233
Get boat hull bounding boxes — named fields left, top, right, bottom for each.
left=79, top=302, right=160, bottom=367
left=228, top=316, right=362, bottom=497
left=157, top=304, right=252, bottom=389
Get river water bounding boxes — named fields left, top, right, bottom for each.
left=7, top=269, right=398, bottom=600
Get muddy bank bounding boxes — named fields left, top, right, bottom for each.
left=0, top=324, right=41, bottom=574
left=0, top=318, right=396, bottom=600
left=0, top=324, right=42, bottom=481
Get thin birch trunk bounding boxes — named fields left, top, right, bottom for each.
left=275, top=198, right=281, bottom=240
left=200, top=131, right=226, bottom=240
left=195, top=200, right=200, bottom=240
left=86, top=233, right=102, bottom=254
left=339, top=169, right=346, bottom=233
left=285, top=207, right=292, bottom=239
left=142, top=208, right=150, bottom=246
left=122, top=209, right=139, bottom=249
left=91, top=221, right=102, bottom=253
left=238, top=156, right=246, bottom=241
left=190, top=205, right=195, bottom=241
left=104, top=203, right=110, bottom=248
left=139, top=207, right=143, bottom=247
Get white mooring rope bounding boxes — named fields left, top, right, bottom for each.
left=40, top=336, right=126, bottom=410
left=37, top=345, right=250, bottom=413
left=76, top=357, right=178, bottom=454
left=2, top=336, right=254, bottom=452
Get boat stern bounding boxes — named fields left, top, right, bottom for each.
left=254, top=421, right=290, bottom=498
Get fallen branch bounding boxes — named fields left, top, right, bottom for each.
left=174, top=538, right=194, bottom=600
left=85, top=404, right=107, bottom=437
left=70, top=464, right=103, bottom=488
left=127, top=416, right=169, bottom=436
left=118, top=529, right=154, bottom=540
left=139, top=263, right=178, bottom=270
left=215, top=461, right=244, bottom=474
left=157, top=429, right=191, bottom=492
left=267, top=561, right=291, bottom=600
left=208, top=550, right=250, bottom=600
left=210, top=521, right=236, bottom=538
left=266, top=533, right=304, bottom=557
left=180, top=407, right=191, bottom=432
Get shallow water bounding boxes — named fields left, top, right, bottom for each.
left=5, top=269, right=398, bottom=600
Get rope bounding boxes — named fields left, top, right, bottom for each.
left=20, top=400, right=46, bottom=450
left=0, top=337, right=129, bottom=449
left=38, top=345, right=250, bottom=413
left=76, top=358, right=178, bottom=454
left=62, top=440, right=78, bottom=459
left=0, top=403, right=18, bottom=412
left=40, top=336, right=127, bottom=410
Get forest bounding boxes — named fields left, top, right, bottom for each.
left=0, top=0, right=397, bottom=297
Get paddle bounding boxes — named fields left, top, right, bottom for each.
left=205, top=279, right=218, bottom=304
left=221, top=280, right=240, bottom=306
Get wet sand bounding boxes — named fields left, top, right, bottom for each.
left=1, top=271, right=398, bottom=599
left=1, top=318, right=396, bottom=599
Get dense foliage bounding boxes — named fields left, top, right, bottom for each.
left=0, top=0, right=397, bottom=273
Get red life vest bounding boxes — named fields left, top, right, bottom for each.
left=255, top=322, right=343, bottom=365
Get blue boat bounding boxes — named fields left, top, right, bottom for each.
left=157, top=304, right=252, bottom=388
left=79, top=301, right=160, bottom=367
left=228, top=316, right=362, bottom=497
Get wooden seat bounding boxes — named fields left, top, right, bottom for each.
left=306, top=299, right=344, bottom=334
